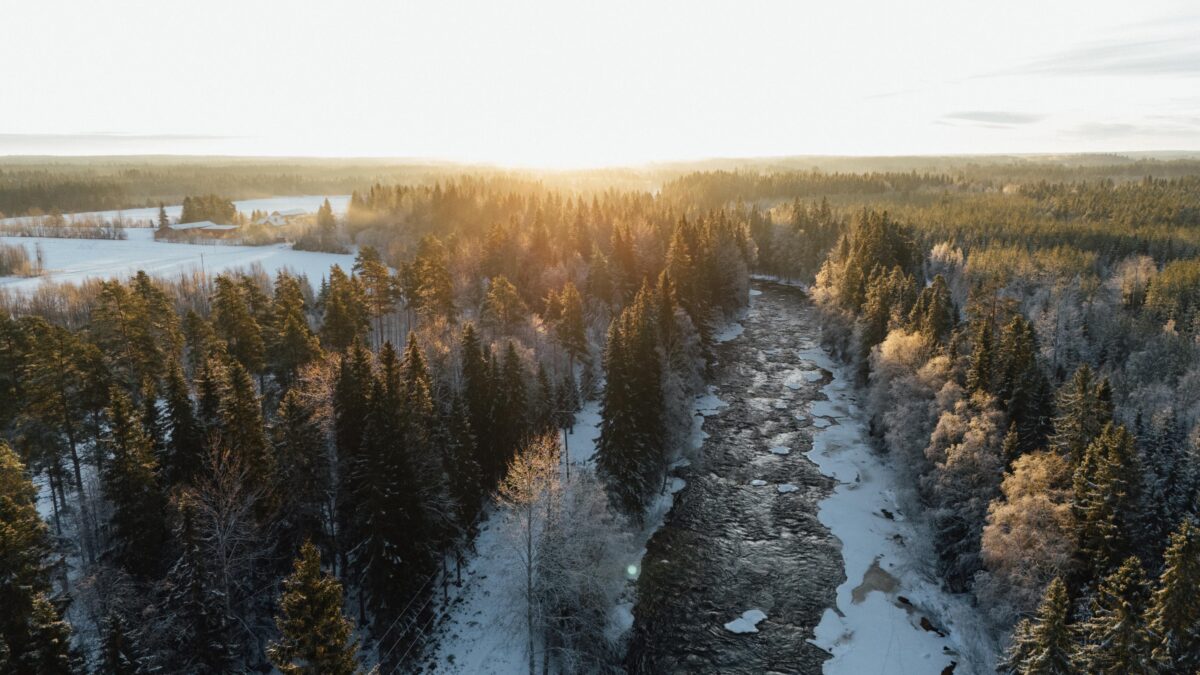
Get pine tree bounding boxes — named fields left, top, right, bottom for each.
left=101, top=389, right=170, bottom=578
left=268, top=541, right=361, bottom=675
left=1144, top=519, right=1200, bottom=672
left=1004, top=578, right=1075, bottom=675
left=157, top=203, right=169, bottom=230
left=0, top=442, right=74, bottom=675
left=1073, top=556, right=1153, bottom=674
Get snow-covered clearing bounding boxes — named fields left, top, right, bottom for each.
left=801, top=345, right=996, bottom=674
left=0, top=227, right=357, bottom=293
left=0, top=194, right=351, bottom=227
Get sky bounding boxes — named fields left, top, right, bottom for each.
left=2, top=0, right=1199, bottom=167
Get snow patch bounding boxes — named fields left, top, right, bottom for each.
left=776, top=483, right=799, bottom=494
left=723, top=609, right=768, bottom=634
left=768, top=446, right=790, bottom=456
left=749, top=479, right=768, bottom=487
left=801, top=345, right=996, bottom=674
left=714, top=322, right=744, bottom=342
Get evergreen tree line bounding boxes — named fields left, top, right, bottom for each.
left=805, top=206, right=1200, bottom=673
left=0, top=175, right=753, bottom=672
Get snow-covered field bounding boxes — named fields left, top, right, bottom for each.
left=0, top=194, right=351, bottom=227
left=802, top=345, right=997, bottom=674
left=0, top=228, right=357, bottom=293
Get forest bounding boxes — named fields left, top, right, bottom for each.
left=0, top=157, right=1198, bottom=673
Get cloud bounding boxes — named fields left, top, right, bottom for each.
left=988, top=35, right=1200, bottom=79
left=1062, top=119, right=1200, bottom=141
left=941, top=111, right=1044, bottom=126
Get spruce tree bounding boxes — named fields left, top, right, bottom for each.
left=965, top=318, right=995, bottom=395
left=1051, top=364, right=1112, bottom=464
left=597, top=285, right=665, bottom=519
left=161, top=496, right=237, bottom=674
left=995, top=315, right=1051, bottom=454
left=101, top=389, right=170, bottom=578
left=1072, top=423, right=1139, bottom=576
left=270, top=273, right=322, bottom=386
left=555, top=281, right=588, bottom=368
left=411, top=235, right=455, bottom=320
left=162, top=361, right=205, bottom=485
left=320, top=266, right=369, bottom=351
left=216, top=360, right=273, bottom=500
left=442, top=392, right=482, bottom=534
left=273, top=390, right=331, bottom=562
left=0, top=442, right=74, bottom=675
left=493, top=341, right=530, bottom=475
left=1145, top=519, right=1200, bottom=672
left=333, top=344, right=372, bottom=570
left=100, top=612, right=144, bottom=675
left=1004, top=578, right=1075, bottom=675
left=211, top=275, right=266, bottom=375
left=909, top=274, right=956, bottom=346
left=460, top=324, right=496, bottom=485
left=1073, top=556, right=1153, bottom=674
left=268, top=541, right=361, bottom=675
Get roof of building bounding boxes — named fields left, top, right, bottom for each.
left=168, top=220, right=238, bottom=231
left=254, top=214, right=288, bottom=226
left=169, top=220, right=219, bottom=230
left=274, top=208, right=308, bottom=217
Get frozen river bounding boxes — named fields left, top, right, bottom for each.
left=626, top=281, right=993, bottom=674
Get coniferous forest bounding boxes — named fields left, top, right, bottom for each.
left=0, top=157, right=1199, bottom=674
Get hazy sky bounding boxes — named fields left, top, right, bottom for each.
left=3, top=0, right=1199, bottom=166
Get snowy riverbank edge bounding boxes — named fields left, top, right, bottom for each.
left=800, top=343, right=999, bottom=674
left=427, top=333, right=735, bottom=673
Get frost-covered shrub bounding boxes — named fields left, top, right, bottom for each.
left=977, top=451, right=1075, bottom=627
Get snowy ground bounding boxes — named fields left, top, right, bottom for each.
left=429, top=374, right=727, bottom=672
left=801, top=345, right=997, bottom=674
left=0, top=194, right=351, bottom=227
left=0, top=227, right=357, bottom=293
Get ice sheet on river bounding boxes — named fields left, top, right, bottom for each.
left=800, top=346, right=996, bottom=674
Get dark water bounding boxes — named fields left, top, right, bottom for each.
left=626, top=282, right=843, bottom=674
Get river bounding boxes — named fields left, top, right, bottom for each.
left=627, top=281, right=842, bottom=673
left=626, top=279, right=990, bottom=674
